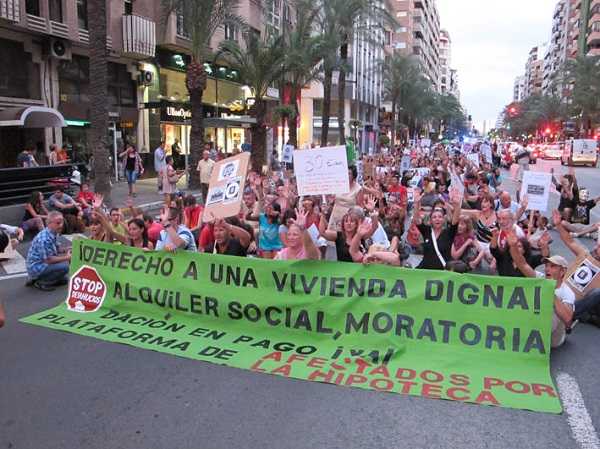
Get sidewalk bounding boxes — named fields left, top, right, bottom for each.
left=0, top=176, right=201, bottom=226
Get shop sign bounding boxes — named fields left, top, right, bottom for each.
left=162, top=105, right=192, bottom=122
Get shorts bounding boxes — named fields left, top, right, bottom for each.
left=126, top=170, right=138, bottom=184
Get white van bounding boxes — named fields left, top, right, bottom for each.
left=561, top=139, right=598, bottom=166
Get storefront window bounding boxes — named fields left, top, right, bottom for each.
left=0, top=39, right=41, bottom=99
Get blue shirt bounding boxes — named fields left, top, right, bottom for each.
left=26, top=228, right=59, bottom=277
left=156, top=225, right=197, bottom=252
left=258, top=214, right=282, bottom=251
left=48, top=193, right=75, bottom=211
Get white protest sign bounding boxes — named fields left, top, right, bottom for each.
left=420, top=138, right=431, bottom=148
left=450, top=172, right=465, bottom=195
left=281, top=144, right=294, bottom=163
left=520, top=171, right=552, bottom=212
left=467, top=153, right=480, bottom=167
left=481, top=144, right=493, bottom=163
left=400, top=156, right=411, bottom=172
left=294, top=146, right=349, bottom=196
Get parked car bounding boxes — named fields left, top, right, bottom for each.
left=561, top=139, right=598, bottom=166
left=543, top=143, right=563, bottom=160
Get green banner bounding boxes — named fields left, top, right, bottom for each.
left=22, top=240, right=562, bottom=413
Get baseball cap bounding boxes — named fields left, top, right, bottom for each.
left=543, top=255, right=569, bottom=268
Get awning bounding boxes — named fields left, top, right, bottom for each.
left=203, top=116, right=257, bottom=128
left=0, top=106, right=66, bottom=128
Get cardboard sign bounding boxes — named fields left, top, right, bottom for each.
left=565, top=253, right=600, bottom=301
left=467, top=153, right=480, bottom=167
left=400, top=156, right=412, bottom=172
left=281, top=144, right=294, bottom=163
left=481, top=144, right=493, bottom=163
left=202, top=152, right=250, bottom=222
left=450, top=172, right=465, bottom=195
left=520, top=171, right=552, bottom=212
left=294, top=146, right=350, bottom=196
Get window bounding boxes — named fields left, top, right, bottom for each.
left=268, top=0, right=281, bottom=32
left=25, top=0, right=40, bottom=16
left=176, top=5, right=190, bottom=38
left=108, top=63, right=136, bottom=106
left=59, top=55, right=89, bottom=103
left=0, top=39, right=41, bottom=99
left=224, top=23, right=238, bottom=41
left=77, top=0, right=88, bottom=29
left=49, top=0, right=63, bottom=22
left=124, top=0, right=132, bottom=14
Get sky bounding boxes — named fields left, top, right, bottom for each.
left=437, top=0, right=558, bottom=132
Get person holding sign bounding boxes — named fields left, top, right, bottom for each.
left=507, top=231, right=575, bottom=348
left=411, top=188, right=462, bottom=270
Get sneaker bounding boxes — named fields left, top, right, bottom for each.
left=32, top=281, right=55, bottom=292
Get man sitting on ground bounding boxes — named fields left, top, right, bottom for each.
left=25, top=211, right=71, bottom=291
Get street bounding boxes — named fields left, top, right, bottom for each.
left=2, top=160, right=600, bottom=449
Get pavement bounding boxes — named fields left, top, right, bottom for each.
left=1, top=160, right=600, bottom=449
left=0, top=177, right=199, bottom=278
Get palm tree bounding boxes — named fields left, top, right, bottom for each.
left=319, top=0, right=392, bottom=145
left=88, top=0, right=111, bottom=202
left=162, top=0, right=243, bottom=188
left=282, top=0, right=323, bottom=148
left=219, top=30, right=286, bottom=169
left=382, top=54, right=418, bottom=147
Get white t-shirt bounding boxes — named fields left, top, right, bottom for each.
left=551, top=283, right=576, bottom=348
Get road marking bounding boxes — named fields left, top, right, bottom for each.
left=556, top=372, right=600, bottom=449
left=2, top=250, right=26, bottom=274
left=0, top=272, right=28, bottom=280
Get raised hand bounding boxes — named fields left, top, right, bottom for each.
left=364, top=194, right=377, bottom=212
left=539, top=231, right=552, bottom=247
left=506, top=231, right=518, bottom=248
left=552, top=209, right=562, bottom=228
left=358, top=220, right=372, bottom=237
left=294, top=207, right=308, bottom=229
left=92, top=193, right=103, bottom=209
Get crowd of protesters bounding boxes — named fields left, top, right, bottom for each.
left=2, top=140, right=599, bottom=348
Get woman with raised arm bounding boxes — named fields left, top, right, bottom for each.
left=413, top=188, right=462, bottom=270
left=275, top=208, right=320, bottom=261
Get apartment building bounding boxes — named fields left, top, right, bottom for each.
left=0, top=0, right=285, bottom=168
left=542, top=0, right=570, bottom=95
left=439, top=29, right=450, bottom=93
left=389, top=0, right=441, bottom=92
left=523, top=46, right=545, bottom=98
left=585, top=0, right=600, bottom=56
left=449, top=68, right=460, bottom=100
left=513, top=75, right=526, bottom=102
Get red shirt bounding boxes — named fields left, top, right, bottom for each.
left=387, top=184, right=407, bottom=202
left=76, top=191, right=94, bottom=206
left=199, top=224, right=214, bottom=251
left=147, top=222, right=164, bottom=245
left=184, top=205, right=203, bottom=230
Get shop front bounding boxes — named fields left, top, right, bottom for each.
left=142, top=50, right=254, bottom=166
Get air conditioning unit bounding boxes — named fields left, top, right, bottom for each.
left=48, top=38, right=72, bottom=60
left=138, top=70, right=153, bottom=86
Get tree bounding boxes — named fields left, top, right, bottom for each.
left=162, top=0, right=243, bottom=188
left=317, top=0, right=392, bottom=145
left=563, top=56, right=600, bottom=135
left=382, top=54, right=419, bottom=147
left=502, top=94, right=566, bottom=139
left=219, top=30, right=286, bottom=169
left=282, top=0, right=323, bottom=147
left=88, top=0, right=111, bottom=202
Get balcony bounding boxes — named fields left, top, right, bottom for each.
left=588, top=46, right=600, bottom=56
left=587, top=30, right=600, bottom=46
left=77, top=29, right=113, bottom=50
left=122, top=14, right=156, bottom=58
left=26, top=13, right=47, bottom=33
left=0, top=0, right=20, bottom=22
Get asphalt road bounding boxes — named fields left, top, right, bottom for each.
left=1, top=159, right=600, bottom=449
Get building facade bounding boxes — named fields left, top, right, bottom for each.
left=388, top=0, right=441, bottom=92
left=523, top=46, right=545, bottom=99
left=0, top=0, right=286, bottom=169
left=299, top=3, right=385, bottom=152
left=513, top=75, right=526, bottom=102
left=439, top=29, right=450, bottom=94
left=542, top=0, right=570, bottom=95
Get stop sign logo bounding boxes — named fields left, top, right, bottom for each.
left=66, top=266, right=107, bottom=313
